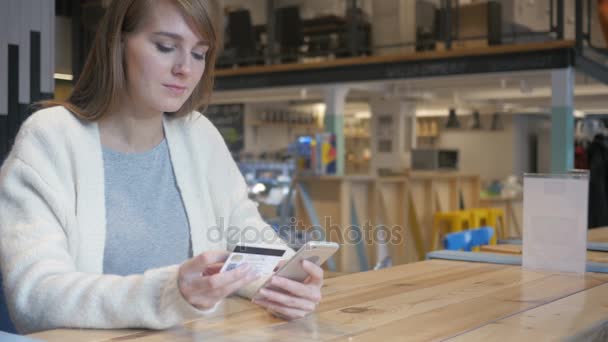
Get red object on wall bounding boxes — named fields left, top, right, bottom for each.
left=599, top=0, right=608, bottom=47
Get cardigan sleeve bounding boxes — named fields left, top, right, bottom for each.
left=0, top=138, right=216, bottom=334
left=203, top=119, right=296, bottom=299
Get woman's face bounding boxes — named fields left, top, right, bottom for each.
left=122, top=1, right=208, bottom=115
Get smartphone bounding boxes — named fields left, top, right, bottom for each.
left=265, top=241, right=339, bottom=284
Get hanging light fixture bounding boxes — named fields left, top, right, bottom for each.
left=445, top=108, right=460, bottom=128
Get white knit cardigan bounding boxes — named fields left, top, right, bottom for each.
left=0, top=106, right=293, bottom=334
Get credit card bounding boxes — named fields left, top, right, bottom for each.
left=219, top=245, right=286, bottom=276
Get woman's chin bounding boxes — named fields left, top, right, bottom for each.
left=157, top=103, right=186, bottom=114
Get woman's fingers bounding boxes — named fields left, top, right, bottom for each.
left=301, top=260, right=324, bottom=286
left=253, top=297, right=309, bottom=320
left=190, top=263, right=253, bottom=292
left=216, top=271, right=261, bottom=297
left=180, top=251, right=230, bottom=281
left=257, top=287, right=316, bottom=312
left=183, top=263, right=258, bottom=309
left=267, top=275, right=322, bottom=303
left=195, top=251, right=231, bottom=267
left=178, top=251, right=267, bottom=310
left=202, top=262, right=225, bottom=276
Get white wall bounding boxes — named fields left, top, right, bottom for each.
left=436, top=115, right=515, bottom=182
left=512, top=114, right=552, bottom=176
left=435, top=114, right=553, bottom=183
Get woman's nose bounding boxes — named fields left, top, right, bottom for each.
left=172, top=54, right=192, bottom=76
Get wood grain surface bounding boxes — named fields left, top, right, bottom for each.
left=29, top=259, right=608, bottom=341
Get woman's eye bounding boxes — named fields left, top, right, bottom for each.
left=155, top=43, right=174, bottom=53
left=192, top=52, right=206, bottom=61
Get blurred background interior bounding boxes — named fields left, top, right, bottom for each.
left=3, top=0, right=608, bottom=274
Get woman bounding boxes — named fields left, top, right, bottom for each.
left=0, top=0, right=322, bottom=334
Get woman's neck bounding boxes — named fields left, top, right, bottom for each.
left=98, top=104, right=165, bottom=153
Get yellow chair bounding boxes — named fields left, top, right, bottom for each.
left=486, top=208, right=506, bottom=239
left=468, top=208, right=506, bottom=243
left=468, top=209, right=495, bottom=245
left=431, top=211, right=471, bottom=251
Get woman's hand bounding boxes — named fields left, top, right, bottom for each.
left=253, top=260, right=323, bottom=320
left=177, top=250, right=259, bottom=310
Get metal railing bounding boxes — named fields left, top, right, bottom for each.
left=218, top=0, right=567, bottom=69
left=574, top=0, right=608, bottom=85
left=576, top=0, right=608, bottom=51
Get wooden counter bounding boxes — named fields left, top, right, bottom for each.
left=29, top=260, right=608, bottom=341
left=294, top=173, right=481, bottom=272
left=480, top=244, right=608, bottom=263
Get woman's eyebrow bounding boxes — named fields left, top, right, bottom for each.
left=152, top=31, right=209, bottom=46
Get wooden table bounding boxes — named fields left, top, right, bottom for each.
left=480, top=244, right=608, bottom=263
left=502, top=226, right=608, bottom=244
left=449, top=282, right=608, bottom=341
left=29, top=260, right=608, bottom=342
left=589, top=227, right=608, bottom=243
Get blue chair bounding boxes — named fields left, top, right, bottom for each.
left=470, top=227, right=495, bottom=248
left=0, top=276, right=16, bottom=333
left=443, top=227, right=495, bottom=252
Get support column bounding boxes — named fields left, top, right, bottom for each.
left=324, top=85, right=349, bottom=176
left=265, top=0, right=276, bottom=65
left=550, top=68, right=574, bottom=173
left=369, top=98, right=416, bottom=174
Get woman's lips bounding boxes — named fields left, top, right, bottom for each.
left=163, top=84, right=186, bottom=95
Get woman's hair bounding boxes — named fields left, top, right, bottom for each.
left=40, top=0, right=221, bottom=120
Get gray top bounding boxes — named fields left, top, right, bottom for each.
left=102, top=139, right=192, bottom=276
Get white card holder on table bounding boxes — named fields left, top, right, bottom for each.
left=522, top=171, right=589, bottom=274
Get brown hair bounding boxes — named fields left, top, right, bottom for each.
left=40, top=0, right=221, bottom=120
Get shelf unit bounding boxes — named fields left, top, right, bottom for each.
left=248, top=119, right=323, bottom=146
left=249, top=120, right=321, bottom=129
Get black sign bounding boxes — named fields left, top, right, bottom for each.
left=205, top=104, right=245, bottom=153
